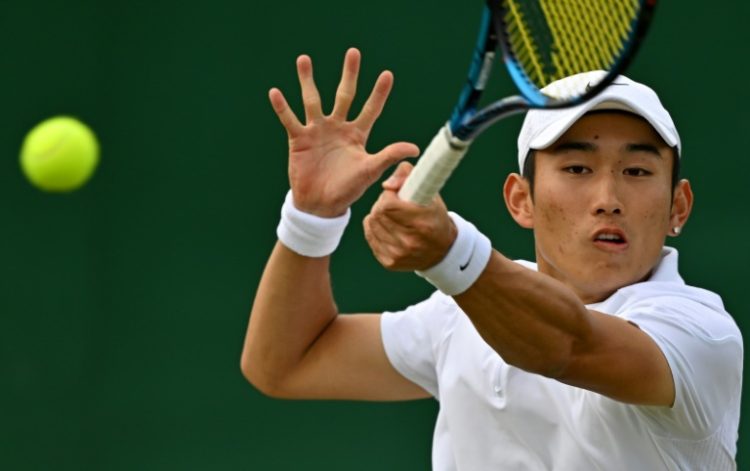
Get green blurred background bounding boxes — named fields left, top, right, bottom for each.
left=0, top=0, right=746, bottom=469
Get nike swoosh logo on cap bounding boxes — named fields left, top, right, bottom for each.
left=585, top=81, right=628, bottom=93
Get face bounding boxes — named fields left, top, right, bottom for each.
left=504, top=112, right=692, bottom=304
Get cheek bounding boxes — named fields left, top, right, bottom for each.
left=634, top=190, right=673, bottom=228
left=536, top=184, right=580, bottom=227
left=535, top=192, right=561, bottom=226
left=534, top=194, right=585, bottom=255
left=643, top=208, right=668, bottom=226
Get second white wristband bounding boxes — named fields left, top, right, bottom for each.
left=415, top=212, right=492, bottom=296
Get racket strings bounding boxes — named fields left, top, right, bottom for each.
left=503, top=0, right=641, bottom=97
left=544, top=0, right=638, bottom=73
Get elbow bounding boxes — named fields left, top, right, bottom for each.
left=508, top=336, right=577, bottom=380
left=522, top=351, right=573, bottom=380
left=240, top=352, right=286, bottom=398
left=537, top=351, right=574, bottom=380
left=240, top=354, right=263, bottom=391
left=537, top=331, right=592, bottom=382
left=500, top=349, right=572, bottom=379
left=240, top=350, right=306, bottom=399
left=538, top=308, right=594, bottom=380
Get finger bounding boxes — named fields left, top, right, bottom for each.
left=363, top=215, right=393, bottom=265
left=373, top=181, right=447, bottom=226
left=296, top=55, right=323, bottom=122
left=365, top=216, right=410, bottom=270
left=368, top=142, right=420, bottom=182
left=368, top=206, right=437, bottom=271
left=367, top=212, right=402, bottom=248
left=331, top=48, right=361, bottom=120
left=268, top=88, right=304, bottom=136
left=369, top=190, right=419, bottom=230
left=354, top=70, right=394, bottom=132
left=382, top=161, right=415, bottom=190
left=383, top=192, right=447, bottom=226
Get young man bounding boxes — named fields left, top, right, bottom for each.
left=241, top=48, right=743, bottom=469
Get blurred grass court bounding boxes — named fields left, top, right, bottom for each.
left=0, top=0, right=747, bottom=469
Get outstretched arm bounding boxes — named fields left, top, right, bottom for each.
left=241, top=49, right=428, bottom=401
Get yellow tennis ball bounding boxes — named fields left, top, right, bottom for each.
left=20, top=116, right=100, bottom=192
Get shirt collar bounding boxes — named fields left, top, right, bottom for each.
left=646, top=246, right=684, bottom=284
left=517, top=246, right=684, bottom=285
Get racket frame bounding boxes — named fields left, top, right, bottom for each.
left=398, top=0, right=658, bottom=205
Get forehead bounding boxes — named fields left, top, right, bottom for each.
left=555, top=110, right=667, bottom=145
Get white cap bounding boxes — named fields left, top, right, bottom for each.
left=517, top=70, right=680, bottom=172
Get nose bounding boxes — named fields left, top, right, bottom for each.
left=591, top=173, right=623, bottom=216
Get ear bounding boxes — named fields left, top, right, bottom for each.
left=503, top=173, right=534, bottom=229
left=668, top=179, right=693, bottom=236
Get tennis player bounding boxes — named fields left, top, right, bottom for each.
left=242, top=48, right=743, bottom=469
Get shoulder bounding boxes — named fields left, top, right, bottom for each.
left=380, top=291, right=465, bottom=398
left=610, top=280, right=743, bottom=372
left=611, top=282, right=743, bottom=437
left=383, top=289, right=459, bottom=314
left=382, top=290, right=462, bottom=338
left=613, top=247, right=740, bottom=338
left=614, top=280, right=741, bottom=343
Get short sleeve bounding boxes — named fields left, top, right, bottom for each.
left=381, top=291, right=458, bottom=399
left=623, top=297, right=743, bottom=438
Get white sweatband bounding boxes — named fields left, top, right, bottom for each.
left=415, top=212, right=492, bottom=296
left=276, top=190, right=351, bottom=257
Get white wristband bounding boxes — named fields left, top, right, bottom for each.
left=415, top=212, right=492, bottom=295
left=276, top=190, right=351, bottom=257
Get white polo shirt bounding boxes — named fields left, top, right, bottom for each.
left=381, top=247, right=743, bottom=470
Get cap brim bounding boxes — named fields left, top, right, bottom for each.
left=528, top=91, right=680, bottom=151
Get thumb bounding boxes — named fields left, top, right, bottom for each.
left=369, top=142, right=419, bottom=180
left=382, top=161, right=414, bottom=190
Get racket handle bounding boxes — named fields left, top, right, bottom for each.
left=398, top=124, right=470, bottom=205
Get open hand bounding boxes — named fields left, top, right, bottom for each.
left=269, top=48, right=420, bottom=217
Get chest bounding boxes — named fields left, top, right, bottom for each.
left=432, top=315, right=658, bottom=469
left=437, top=316, right=573, bottom=424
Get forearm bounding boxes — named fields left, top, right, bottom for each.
left=242, top=242, right=338, bottom=393
left=454, top=251, right=593, bottom=377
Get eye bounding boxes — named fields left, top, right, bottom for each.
left=623, top=167, right=652, bottom=177
left=563, top=165, right=590, bottom=175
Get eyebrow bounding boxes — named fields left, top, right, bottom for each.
left=625, top=143, right=663, bottom=158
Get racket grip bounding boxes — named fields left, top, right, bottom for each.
left=398, top=125, right=470, bottom=205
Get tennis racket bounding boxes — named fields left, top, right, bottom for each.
left=398, top=0, right=657, bottom=205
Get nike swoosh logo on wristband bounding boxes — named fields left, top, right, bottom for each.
left=459, top=252, right=473, bottom=271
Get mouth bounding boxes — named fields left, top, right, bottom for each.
left=592, top=228, right=628, bottom=251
